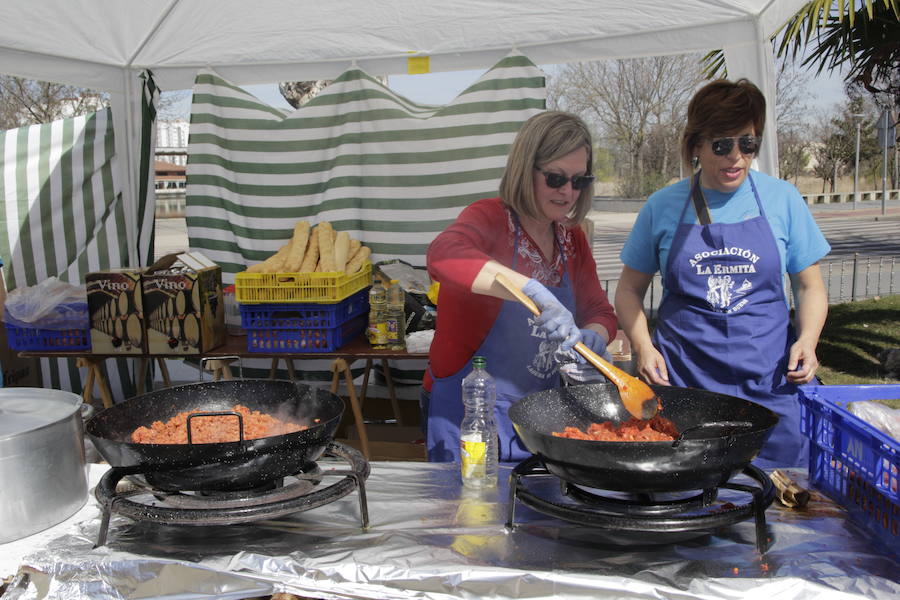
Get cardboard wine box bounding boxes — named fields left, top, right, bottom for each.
left=85, top=268, right=146, bottom=354
left=142, top=252, right=225, bottom=354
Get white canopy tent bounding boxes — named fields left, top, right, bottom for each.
left=1, top=0, right=807, bottom=266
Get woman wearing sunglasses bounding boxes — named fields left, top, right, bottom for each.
left=423, top=111, right=617, bottom=462
left=615, top=78, right=830, bottom=468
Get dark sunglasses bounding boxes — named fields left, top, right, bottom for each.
left=709, top=135, right=761, bottom=156
left=535, top=168, right=595, bottom=191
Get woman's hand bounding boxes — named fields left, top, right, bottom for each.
left=634, top=344, right=671, bottom=386
left=787, top=263, right=827, bottom=385
left=786, top=339, right=819, bottom=384
left=522, top=279, right=581, bottom=351
left=578, top=328, right=613, bottom=362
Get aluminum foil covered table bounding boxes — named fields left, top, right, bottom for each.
left=1, top=461, right=898, bottom=600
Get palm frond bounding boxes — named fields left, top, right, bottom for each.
left=700, top=50, right=726, bottom=80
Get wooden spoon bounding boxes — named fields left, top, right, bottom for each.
left=495, top=273, right=659, bottom=420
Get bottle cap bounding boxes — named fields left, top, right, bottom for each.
left=472, top=355, right=486, bottom=369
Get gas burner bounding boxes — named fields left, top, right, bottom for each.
left=94, top=441, right=369, bottom=547
left=506, top=455, right=775, bottom=553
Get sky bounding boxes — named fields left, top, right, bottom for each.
left=167, top=62, right=849, bottom=119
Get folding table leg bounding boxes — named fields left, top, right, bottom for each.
left=380, top=358, right=404, bottom=426
left=331, top=358, right=370, bottom=459
left=78, top=358, right=96, bottom=406
left=359, top=358, right=373, bottom=407
left=268, top=358, right=297, bottom=381
left=76, top=357, right=113, bottom=408
left=157, top=358, right=172, bottom=387
left=137, top=358, right=150, bottom=395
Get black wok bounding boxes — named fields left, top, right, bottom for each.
left=509, top=382, right=778, bottom=493
left=86, top=379, right=344, bottom=492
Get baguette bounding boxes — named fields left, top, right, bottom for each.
left=284, top=220, right=311, bottom=272
left=299, top=226, right=320, bottom=272
left=344, top=245, right=371, bottom=274
left=262, top=243, right=291, bottom=273
left=333, top=231, right=350, bottom=272
left=317, top=222, right=336, bottom=272
left=246, top=243, right=287, bottom=273
left=348, top=238, right=361, bottom=258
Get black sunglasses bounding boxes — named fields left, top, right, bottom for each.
left=535, top=168, right=595, bottom=191
left=710, top=135, right=761, bottom=156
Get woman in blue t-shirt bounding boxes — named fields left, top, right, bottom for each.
left=615, top=78, right=830, bottom=468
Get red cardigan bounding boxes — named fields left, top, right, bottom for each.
left=425, top=197, right=616, bottom=390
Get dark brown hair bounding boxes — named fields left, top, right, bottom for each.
left=499, top=111, right=594, bottom=225
left=681, top=78, right=766, bottom=171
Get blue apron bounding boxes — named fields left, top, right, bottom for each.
left=426, top=218, right=576, bottom=462
left=652, top=173, right=807, bottom=468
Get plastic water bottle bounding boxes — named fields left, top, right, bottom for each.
left=460, top=356, right=498, bottom=488
left=386, top=279, right=406, bottom=350
left=367, top=280, right=388, bottom=349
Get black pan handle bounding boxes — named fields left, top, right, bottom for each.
left=186, top=410, right=245, bottom=444
left=672, top=421, right=754, bottom=447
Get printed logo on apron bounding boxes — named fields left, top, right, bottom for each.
left=526, top=315, right=559, bottom=378
left=686, top=246, right=761, bottom=312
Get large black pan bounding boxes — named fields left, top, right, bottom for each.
left=509, top=382, right=778, bottom=493
left=86, top=379, right=344, bottom=492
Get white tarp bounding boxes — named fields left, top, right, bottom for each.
left=0, top=0, right=808, bottom=260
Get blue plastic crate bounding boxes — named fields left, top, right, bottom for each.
left=5, top=323, right=91, bottom=352
left=239, top=288, right=369, bottom=330
left=798, top=384, right=899, bottom=556
left=245, top=314, right=366, bottom=353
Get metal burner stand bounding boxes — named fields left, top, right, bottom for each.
left=506, top=455, right=776, bottom=553
left=94, top=441, right=369, bottom=547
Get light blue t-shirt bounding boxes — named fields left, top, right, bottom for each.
left=620, top=170, right=831, bottom=294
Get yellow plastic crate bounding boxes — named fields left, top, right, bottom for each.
left=235, top=261, right=371, bottom=304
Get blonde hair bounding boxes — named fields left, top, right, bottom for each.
left=499, top=111, right=594, bottom=225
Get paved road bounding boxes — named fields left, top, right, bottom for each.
left=588, top=202, right=900, bottom=282
left=154, top=201, right=900, bottom=302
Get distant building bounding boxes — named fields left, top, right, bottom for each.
left=154, top=160, right=185, bottom=191
left=156, top=119, right=189, bottom=166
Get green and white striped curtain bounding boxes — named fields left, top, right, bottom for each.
left=0, top=71, right=159, bottom=395
left=138, top=70, right=160, bottom=264
left=186, top=52, right=546, bottom=282
left=186, top=53, right=545, bottom=391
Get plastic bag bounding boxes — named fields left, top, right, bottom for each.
left=848, top=401, right=900, bottom=442
left=3, top=277, right=89, bottom=330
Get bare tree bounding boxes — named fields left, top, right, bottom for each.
left=157, top=90, right=190, bottom=121
left=0, top=76, right=107, bottom=129
left=279, top=80, right=332, bottom=108
left=279, top=76, right=388, bottom=109
left=775, top=58, right=813, bottom=183
left=547, top=55, right=704, bottom=198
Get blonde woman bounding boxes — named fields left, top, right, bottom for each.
left=424, top=111, right=617, bottom=463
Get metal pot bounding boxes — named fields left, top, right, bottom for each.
left=0, top=387, right=87, bottom=543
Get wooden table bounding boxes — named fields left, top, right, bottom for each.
left=21, top=334, right=429, bottom=459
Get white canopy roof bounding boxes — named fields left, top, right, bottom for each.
left=1, top=0, right=807, bottom=263
left=2, top=0, right=805, bottom=92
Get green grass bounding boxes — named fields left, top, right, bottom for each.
left=816, top=294, right=900, bottom=408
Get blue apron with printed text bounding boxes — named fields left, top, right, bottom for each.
left=652, top=174, right=807, bottom=468
left=426, top=220, right=575, bottom=462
